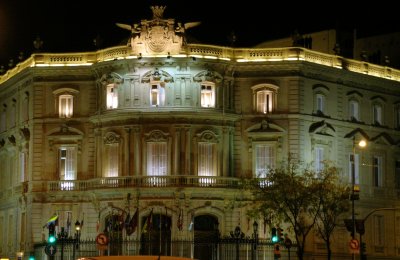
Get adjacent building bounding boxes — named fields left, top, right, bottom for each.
left=1, top=6, right=400, bottom=260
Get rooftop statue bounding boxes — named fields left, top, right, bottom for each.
left=116, top=6, right=200, bottom=56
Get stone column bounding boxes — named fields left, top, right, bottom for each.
left=132, top=126, right=141, bottom=176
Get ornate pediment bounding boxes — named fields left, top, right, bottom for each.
left=247, top=119, right=285, bottom=138
left=309, top=120, right=335, bottom=136
left=193, top=70, right=223, bottom=83
left=116, top=6, right=200, bottom=56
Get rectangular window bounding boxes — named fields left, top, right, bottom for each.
left=396, top=107, right=400, bottom=128
left=373, top=105, right=382, bottom=125
left=59, top=147, right=76, bottom=180
left=22, top=93, right=29, bottom=122
left=198, top=143, right=217, bottom=177
left=374, top=215, right=384, bottom=246
left=0, top=108, right=6, bottom=132
left=106, top=85, right=118, bottom=109
left=316, top=94, right=325, bottom=114
left=150, top=84, right=165, bottom=107
left=315, top=147, right=324, bottom=172
left=20, top=152, right=26, bottom=182
left=147, top=142, right=167, bottom=176
left=201, top=84, right=215, bottom=108
left=255, top=144, right=275, bottom=177
left=257, top=90, right=273, bottom=114
left=10, top=102, right=16, bottom=128
left=349, top=153, right=360, bottom=185
left=106, top=143, right=119, bottom=177
left=59, top=95, right=73, bottom=118
left=349, top=100, right=359, bottom=121
left=396, top=161, right=400, bottom=189
left=373, top=156, right=382, bottom=187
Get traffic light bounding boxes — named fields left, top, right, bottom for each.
left=48, top=223, right=56, bottom=244
left=360, top=242, right=366, bottom=254
left=277, top=227, right=284, bottom=242
left=29, top=255, right=35, bottom=260
left=271, top=227, right=278, bottom=243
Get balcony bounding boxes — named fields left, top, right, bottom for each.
left=31, top=176, right=241, bottom=192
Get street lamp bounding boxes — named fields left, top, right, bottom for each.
left=230, top=226, right=244, bottom=260
left=351, top=136, right=367, bottom=260
left=73, top=220, right=81, bottom=260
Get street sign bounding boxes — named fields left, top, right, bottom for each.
left=349, top=239, right=360, bottom=254
left=96, top=233, right=109, bottom=246
left=45, top=244, right=57, bottom=256
left=284, top=238, right=292, bottom=249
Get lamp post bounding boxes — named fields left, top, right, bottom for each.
left=73, top=220, right=81, bottom=260
left=351, top=137, right=367, bottom=260
left=231, top=226, right=243, bottom=260
left=58, top=227, right=68, bottom=260
left=252, top=221, right=258, bottom=260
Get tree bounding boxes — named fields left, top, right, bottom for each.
left=248, top=157, right=321, bottom=260
left=313, top=164, right=350, bottom=260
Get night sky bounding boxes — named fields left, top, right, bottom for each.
left=0, top=0, right=398, bottom=67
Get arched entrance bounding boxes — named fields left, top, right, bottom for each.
left=140, top=213, right=172, bottom=256
left=194, top=215, right=219, bottom=260
left=104, top=212, right=124, bottom=255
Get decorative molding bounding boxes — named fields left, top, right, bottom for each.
left=104, top=132, right=121, bottom=144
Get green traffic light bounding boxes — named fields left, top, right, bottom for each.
left=29, top=256, right=35, bottom=260
left=272, top=236, right=278, bottom=243
left=48, top=235, right=56, bottom=244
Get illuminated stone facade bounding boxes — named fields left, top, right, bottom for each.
left=1, top=7, right=400, bottom=260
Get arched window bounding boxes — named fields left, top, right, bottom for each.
left=252, top=84, right=279, bottom=114
left=145, top=130, right=169, bottom=176
left=197, top=131, right=218, bottom=178
left=59, top=94, right=73, bottom=118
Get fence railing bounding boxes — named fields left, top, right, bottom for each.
left=33, top=239, right=296, bottom=260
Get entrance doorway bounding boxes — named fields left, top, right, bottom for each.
left=140, top=213, right=171, bottom=255
left=194, top=215, right=219, bottom=260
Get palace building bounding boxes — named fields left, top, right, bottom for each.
left=1, top=6, right=400, bottom=260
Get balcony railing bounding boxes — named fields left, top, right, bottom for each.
left=1, top=45, right=400, bottom=84
left=41, top=176, right=241, bottom=192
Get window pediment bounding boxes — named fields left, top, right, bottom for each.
left=142, top=69, right=173, bottom=83
left=145, top=130, right=169, bottom=142
left=193, top=70, right=222, bottom=83
left=344, top=128, right=369, bottom=141
left=370, top=96, right=386, bottom=103
left=346, top=90, right=363, bottom=98
left=47, top=125, right=83, bottom=151
left=52, top=87, right=80, bottom=96
left=309, top=120, right=335, bottom=136
left=196, top=130, right=218, bottom=143
left=104, top=132, right=121, bottom=144
left=247, top=120, right=285, bottom=138
left=100, top=72, right=123, bottom=85
left=370, top=133, right=394, bottom=146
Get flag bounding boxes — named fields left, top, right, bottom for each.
left=126, top=208, right=139, bottom=236
left=177, top=209, right=183, bottom=231
left=80, top=213, right=84, bottom=229
left=142, top=209, right=153, bottom=234
left=96, top=213, right=100, bottom=233
left=66, top=212, right=71, bottom=235
left=124, top=212, right=131, bottom=230
left=188, top=214, right=194, bottom=232
left=43, top=214, right=58, bottom=228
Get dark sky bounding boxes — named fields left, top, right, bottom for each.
left=0, top=0, right=399, bottom=67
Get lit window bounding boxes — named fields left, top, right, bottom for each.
left=373, top=104, right=382, bottom=125
left=315, top=147, right=324, bottom=172
left=106, top=84, right=118, bottom=109
left=373, top=156, right=382, bottom=187
left=349, top=100, right=359, bottom=121
left=59, top=147, right=76, bottom=190
left=200, top=83, right=215, bottom=108
left=150, top=84, right=165, bottom=107
left=147, top=142, right=167, bottom=175
left=106, top=143, right=119, bottom=177
left=59, top=95, right=73, bottom=118
left=252, top=84, right=278, bottom=114
left=20, top=152, right=27, bottom=182
left=256, top=90, right=273, bottom=114
left=316, top=94, right=325, bottom=114
left=254, top=144, right=275, bottom=177
left=198, top=143, right=217, bottom=177
left=349, top=153, right=360, bottom=184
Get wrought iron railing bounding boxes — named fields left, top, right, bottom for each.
left=36, top=176, right=242, bottom=192
left=33, top=238, right=296, bottom=260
